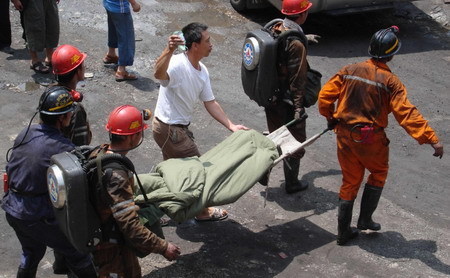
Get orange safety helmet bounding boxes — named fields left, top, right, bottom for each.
left=281, top=0, right=312, bottom=15
left=52, top=44, right=87, bottom=75
left=105, top=105, right=150, bottom=135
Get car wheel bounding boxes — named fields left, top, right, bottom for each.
left=230, top=0, right=247, bottom=12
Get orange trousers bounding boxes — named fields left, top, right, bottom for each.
left=335, top=125, right=389, bottom=201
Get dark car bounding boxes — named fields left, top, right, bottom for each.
left=230, top=0, right=410, bottom=15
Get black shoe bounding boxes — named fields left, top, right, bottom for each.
left=285, top=180, right=309, bottom=194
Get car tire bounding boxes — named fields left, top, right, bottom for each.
left=230, top=0, right=247, bottom=12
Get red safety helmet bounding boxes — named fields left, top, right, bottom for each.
left=105, top=105, right=150, bottom=135
left=52, top=44, right=87, bottom=75
left=281, top=0, right=312, bottom=15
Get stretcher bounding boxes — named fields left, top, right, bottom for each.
left=134, top=117, right=330, bottom=224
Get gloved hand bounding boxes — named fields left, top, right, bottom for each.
left=305, top=34, right=321, bottom=44
left=294, top=108, right=307, bottom=122
left=327, top=117, right=339, bottom=130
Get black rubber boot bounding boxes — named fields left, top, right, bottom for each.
left=283, top=157, right=308, bottom=194
left=52, top=250, right=70, bottom=274
left=69, top=263, right=97, bottom=278
left=337, top=199, right=359, bottom=246
left=357, top=184, right=383, bottom=231
left=16, top=267, right=37, bottom=278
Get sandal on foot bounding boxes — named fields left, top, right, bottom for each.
left=115, top=71, right=138, bottom=82
left=195, top=208, right=228, bottom=222
left=44, top=61, right=52, bottom=67
left=30, top=61, right=50, bottom=74
left=103, top=55, right=119, bottom=64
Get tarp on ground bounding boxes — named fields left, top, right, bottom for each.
left=134, top=129, right=279, bottom=223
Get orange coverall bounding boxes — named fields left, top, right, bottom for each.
left=318, top=59, right=439, bottom=201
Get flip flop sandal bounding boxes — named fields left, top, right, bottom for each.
left=195, top=208, right=228, bottom=222
left=115, top=71, right=138, bottom=82
left=30, top=61, right=50, bottom=74
left=103, top=55, right=119, bottom=64
left=44, top=61, right=52, bottom=67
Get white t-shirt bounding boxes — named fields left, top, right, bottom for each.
left=154, top=53, right=215, bottom=125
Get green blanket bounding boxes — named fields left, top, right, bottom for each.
left=134, top=129, right=279, bottom=223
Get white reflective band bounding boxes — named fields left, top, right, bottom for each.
left=113, top=205, right=139, bottom=217
left=343, top=75, right=391, bottom=94
left=111, top=199, right=133, bottom=210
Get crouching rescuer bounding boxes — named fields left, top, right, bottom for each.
left=318, top=26, right=444, bottom=245
left=91, top=105, right=180, bottom=278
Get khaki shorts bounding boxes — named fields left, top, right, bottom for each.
left=152, top=117, right=200, bottom=160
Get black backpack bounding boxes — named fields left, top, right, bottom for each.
left=241, top=19, right=321, bottom=108
left=47, top=145, right=148, bottom=254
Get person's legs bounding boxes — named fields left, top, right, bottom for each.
left=52, top=250, right=70, bottom=275
left=0, top=0, right=13, bottom=53
left=43, top=0, right=59, bottom=64
left=5, top=214, right=46, bottom=274
left=113, top=12, right=135, bottom=68
left=335, top=129, right=366, bottom=245
left=104, top=10, right=119, bottom=64
left=34, top=217, right=95, bottom=275
left=44, top=48, right=54, bottom=65
left=266, top=103, right=308, bottom=193
left=285, top=116, right=308, bottom=193
left=356, top=132, right=389, bottom=230
left=23, top=0, right=50, bottom=73
left=23, top=0, right=45, bottom=55
left=336, top=128, right=366, bottom=201
left=108, top=11, right=137, bottom=80
left=336, top=199, right=358, bottom=245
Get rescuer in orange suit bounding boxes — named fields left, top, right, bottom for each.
left=318, top=26, right=444, bottom=246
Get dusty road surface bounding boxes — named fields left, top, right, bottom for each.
left=0, top=0, right=449, bottom=277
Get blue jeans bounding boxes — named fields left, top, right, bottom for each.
left=106, top=10, right=135, bottom=67
left=5, top=213, right=93, bottom=271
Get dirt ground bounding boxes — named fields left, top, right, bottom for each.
left=0, top=0, right=449, bottom=277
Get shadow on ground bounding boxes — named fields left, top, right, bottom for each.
left=144, top=217, right=335, bottom=278
left=237, top=2, right=450, bottom=58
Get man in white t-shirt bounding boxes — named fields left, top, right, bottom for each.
left=153, top=22, right=248, bottom=221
